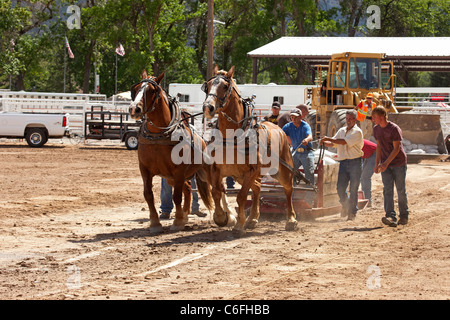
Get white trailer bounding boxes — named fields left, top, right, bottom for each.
left=168, top=83, right=309, bottom=116
left=0, top=91, right=130, bottom=137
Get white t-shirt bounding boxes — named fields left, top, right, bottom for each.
left=332, top=125, right=364, bottom=161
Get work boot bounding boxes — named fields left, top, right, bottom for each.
left=191, top=211, right=207, bottom=217
left=382, top=216, right=397, bottom=227
left=347, top=213, right=356, bottom=221
left=398, top=217, right=408, bottom=225
left=160, top=211, right=171, bottom=219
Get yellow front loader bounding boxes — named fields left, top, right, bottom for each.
left=305, top=52, right=446, bottom=160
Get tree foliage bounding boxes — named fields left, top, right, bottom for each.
left=0, top=0, right=448, bottom=95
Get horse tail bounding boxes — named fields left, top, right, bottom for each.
left=196, top=175, right=214, bottom=211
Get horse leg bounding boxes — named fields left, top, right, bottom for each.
left=234, top=169, right=259, bottom=235
left=245, top=178, right=261, bottom=230
left=210, top=168, right=236, bottom=228
left=140, top=170, right=162, bottom=234
left=280, top=166, right=298, bottom=231
left=212, top=184, right=236, bottom=228
left=171, top=180, right=189, bottom=231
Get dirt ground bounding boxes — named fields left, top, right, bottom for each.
left=0, top=138, right=449, bottom=301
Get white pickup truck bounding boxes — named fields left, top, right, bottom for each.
left=0, top=112, right=68, bottom=147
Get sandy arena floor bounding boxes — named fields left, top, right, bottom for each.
left=0, top=139, right=449, bottom=301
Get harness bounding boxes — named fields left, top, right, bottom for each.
left=203, top=74, right=314, bottom=188
left=131, top=78, right=189, bottom=146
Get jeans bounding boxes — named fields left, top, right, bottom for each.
left=337, top=157, right=362, bottom=216
left=160, top=177, right=200, bottom=213
left=293, top=150, right=315, bottom=186
left=381, top=165, right=409, bottom=221
left=226, top=176, right=235, bottom=189
left=361, top=153, right=376, bottom=203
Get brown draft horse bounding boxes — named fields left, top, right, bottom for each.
left=129, top=70, right=213, bottom=233
left=202, top=66, right=298, bottom=234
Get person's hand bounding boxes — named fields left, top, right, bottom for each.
left=376, top=162, right=388, bottom=173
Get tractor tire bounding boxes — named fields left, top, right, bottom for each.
left=327, top=109, right=347, bottom=138
left=124, top=131, right=139, bottom=150
left=25, top=128, right=47, bottom=148
left=305, top=110, right=318, bottom=146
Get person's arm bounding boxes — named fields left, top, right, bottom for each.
left=377, top=140, right=401, bottom=173
left=320, top=136, right=347, bottom=146
left=301, top=134, right=312, bottom=146
left=374, top=141, right=381, bottom=173
left=286, top=136, right=292, bottom=147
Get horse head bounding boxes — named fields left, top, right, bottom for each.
left=129, top=70, right=165, bottom=120
left=202, top=65, right=235, bottom=119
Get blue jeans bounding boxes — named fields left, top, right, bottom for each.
left=381, top=165, right=409, bottom=221
left=337, top=157, right=362, bottom=216
left=226, top=176, right=235, bottom=189
left=160, top=177, right=200, bottom=213
left=293, top=150, right=315, bottom=186
left=361, top=153, right=376, bottom=203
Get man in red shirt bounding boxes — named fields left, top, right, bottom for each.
left=361, top=139, right=377, bottom=207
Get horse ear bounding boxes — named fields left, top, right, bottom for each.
left=227, top=66, right=235, bottom=79
left=155, top=71, right=165, bottom=84
left=213, top=65, right=219, bottom=75
left=141, top=69, right=148, bottom=80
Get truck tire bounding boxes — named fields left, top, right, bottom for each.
left=25, top=128, right=47, bottom=148
left=306, top=110, right=317, bottom=142
left=124, top=131, right=139, bottom=150
left=327, top=109, right=347, bottom=137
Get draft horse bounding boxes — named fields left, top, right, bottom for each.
left=202, top=66, right=299, bottom=234
left=129, top=70, right=213, bottom=233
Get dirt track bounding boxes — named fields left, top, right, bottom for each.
left=0, top=139, right=449, bottom=301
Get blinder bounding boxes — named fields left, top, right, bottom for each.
left=202, top=75, right=233, bottom=108
left=130, top=78, right=162, bottom=114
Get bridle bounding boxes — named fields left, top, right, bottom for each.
left=130, top=77, right=162, bottom=115
left=130, top=77, right=183, bottom=132
left=202, top=74, right=237, bottom=109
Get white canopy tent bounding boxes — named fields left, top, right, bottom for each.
left=247, top=37, right=450, bottom=84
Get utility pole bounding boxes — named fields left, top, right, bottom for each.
left=207, top=0, right=214, bottom=80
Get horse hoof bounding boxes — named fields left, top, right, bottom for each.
left=245, top=219, right=258, bottom=230
left=170, top=223, right=186, bottom=232
left=149, top=225, right=163, bottom=234
left=285, top=220, right=299, bottom=231
left=232, top=227, right=246, bottom=237
left=226, top=214, right=237, bottom=228
left=213, top=213, right=229, bottom=227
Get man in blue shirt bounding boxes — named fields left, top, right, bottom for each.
left=282, top=108, right=315, bottom=186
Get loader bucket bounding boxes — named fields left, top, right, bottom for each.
left=388, top=113, right=447, bottom=162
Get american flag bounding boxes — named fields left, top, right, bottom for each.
left=115, top=43, right=125, bottom=56
left=65, top=36, right=74, bottom=59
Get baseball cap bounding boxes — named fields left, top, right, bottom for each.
left=290, top=108, right=302, bottom=117
left=271, top=101, right=281, bottom=109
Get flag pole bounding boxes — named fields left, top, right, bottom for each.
left=115, top=52, right=118, bottom=95
left=64, top=45, right=67, bottom=93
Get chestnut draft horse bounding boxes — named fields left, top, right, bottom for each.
left=129, top=70, right=213, bottom=233
left=202, top=66, right=299, bottom=234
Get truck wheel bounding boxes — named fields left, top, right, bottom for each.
left=25, top=128, right=47, bottom=148
left=306, top=110, right=317, bottom=141
left=125, top=131, right=139, bottom=150
left=327, top=109, right=347, bottom=137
